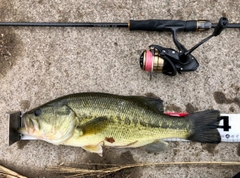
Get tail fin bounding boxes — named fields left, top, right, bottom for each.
left=187, top=110, right=221, bottom=143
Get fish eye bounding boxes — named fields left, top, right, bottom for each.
left=34, top=109, right=41, bottom=116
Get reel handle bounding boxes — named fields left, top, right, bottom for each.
left=213, top=17, right=228, bottom=36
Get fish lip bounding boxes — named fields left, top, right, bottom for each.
left=17, top=116, right=30, bottom=135
left=20, top=115, right=37, bottom=135
left=18, top=127, right=28, bottom=135
left=23, top=116, right=31, bottom=128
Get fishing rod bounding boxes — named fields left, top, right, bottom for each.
left=1, top=17, right=240, bottom=79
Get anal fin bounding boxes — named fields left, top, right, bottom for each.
left=143, top=140, right=168, bottom=153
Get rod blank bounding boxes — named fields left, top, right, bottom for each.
left=0, top=22, right=128, bottom=27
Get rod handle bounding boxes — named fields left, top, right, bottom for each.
left=129, top=20, right=198, bottom=32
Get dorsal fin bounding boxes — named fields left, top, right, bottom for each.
left=127, top=94, right=164, bottom=114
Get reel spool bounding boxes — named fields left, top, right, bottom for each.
left=140, top=46, right=179, bottom=79
left=140, top=47, right=164, bottom=80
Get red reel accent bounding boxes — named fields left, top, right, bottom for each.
left=164, top=112, right=189, bottom=117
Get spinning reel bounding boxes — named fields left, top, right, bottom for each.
left=140, top=17, right=229, bottom=79
left=0, top=16, right=236, bottom=80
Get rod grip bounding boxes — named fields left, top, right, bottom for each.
left=129, top=20, right=197, bottom=32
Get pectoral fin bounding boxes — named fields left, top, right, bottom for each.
left=82, top=143, right=103, bottom=156
left=143, top=140, right=169, bottom=153
left=79, top=116, right=109, bottom=135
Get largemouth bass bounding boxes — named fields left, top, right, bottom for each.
left=19, top=92, right=221, bottom=156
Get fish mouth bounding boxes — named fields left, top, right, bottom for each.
left=18, top=127, right=28, bottom=135
left=18, top=116, right=39, bottom=136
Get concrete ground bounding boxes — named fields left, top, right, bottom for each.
left=0, top=0, right=240, bottom=177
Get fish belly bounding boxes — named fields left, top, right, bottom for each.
left=63, top=123, right=189, bottom=149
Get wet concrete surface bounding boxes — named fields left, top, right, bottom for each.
left=0, top=0, right=240, bottom=177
